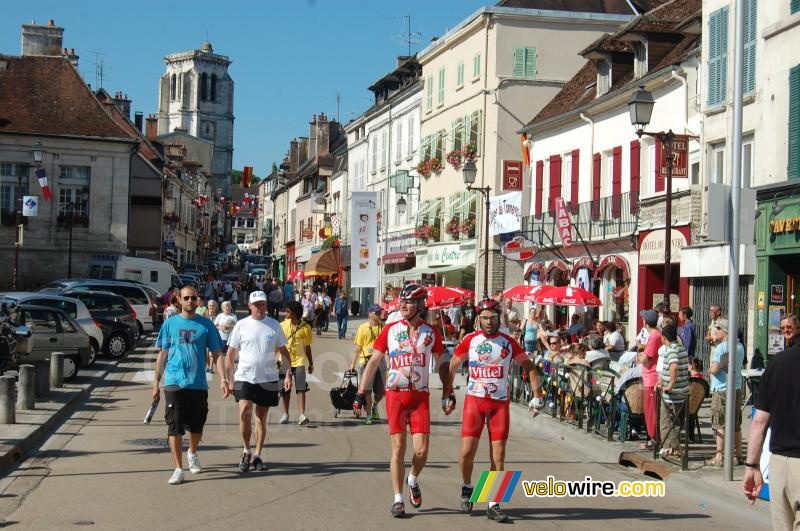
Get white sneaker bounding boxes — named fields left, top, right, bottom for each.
left=188, top=452, right=201, bottom=474
left=168, top=468, right=184, bottom=485
left=279, top=413, right=289, bottom=424
left=298, top=414, right=309, bottom=426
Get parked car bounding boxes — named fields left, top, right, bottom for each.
left=11, top=304, right=92, bottom=380
left=0, top=304, right=31, bottom=373
left=40, top=280, right=159, bottom=334
left=55, top=290, right=139, bottom=358
left=0, top=292, right=103, bottom=365
left=220, top=273, right=241, bottom=289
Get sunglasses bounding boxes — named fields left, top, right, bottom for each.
left=549, top=341, right=560, bottom=346
left=182, top=296, right=198, bottom=301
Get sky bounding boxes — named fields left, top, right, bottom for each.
left=1, top=0, right=490, bottom=177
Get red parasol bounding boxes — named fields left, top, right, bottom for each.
left=503, top=284, right=546, bottom=302
left=532, top=285, right=602, bottom=307
left=425, top=286, right=474, bottom=310
left=288, top=270, right=304, bottom=281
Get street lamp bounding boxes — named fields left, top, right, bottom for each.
left=67, top=186, right=89, bottom=278
left=462, top=160, right=491, bottom=298
left=13, top=143, right=45, bottom=290
left=397, top=196, right=407, bottom=216
left=628, top=86, right=676, bottom=313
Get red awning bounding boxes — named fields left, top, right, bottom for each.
left=381, top=251, right=414, bottom=265
left=593, top=254, right=631, bottom=281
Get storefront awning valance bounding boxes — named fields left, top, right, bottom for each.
left=570, top=257, right=596, bottom=278
left=381, top=251, right=415, bottom=265
left=524, top=262, right=546, bottom=279
left=383, top=263, right=472, bottom=284
left=304, top=249, right=339, bottom=277
left=593, top=254, right=630, bottom=281
left=545, top=259, right=569, bottom=280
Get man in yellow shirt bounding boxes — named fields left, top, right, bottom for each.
left=279, top=301, right=314, bottom=425
left=350, top=304, right=386, bottom=425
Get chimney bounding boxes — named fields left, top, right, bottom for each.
left=134, top=112, right=144, bottom=132
left=289, top=139, right=299, bottom=171
left=21, top=20, right=64, bottom=56
left=145, top=114, right=158, bottom=141
left=317, top=118, right=330, bottom=157
left=65, top=47, right=79, bottom=68
left=396, top=55, right=411, bottom=67
left=112, top=91, right=131, bottom=119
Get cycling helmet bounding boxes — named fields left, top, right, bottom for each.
left=475, top=298, right=502, bottom=315
left=399, top=283, right=427, bottom=302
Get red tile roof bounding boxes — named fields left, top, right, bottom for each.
left=495, top=0, right=640, bottom=14
left=0, top=55, right=135, bottom=140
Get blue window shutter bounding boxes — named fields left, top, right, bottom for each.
left=513, top=48, right=524, bottom=78
left=743, top=0, right=757, bottom=94
left=789, top=65, right=800, bottom=179
left=708, top=7, right=729, bottom=107
left=426, top=76, right=433, bottom=110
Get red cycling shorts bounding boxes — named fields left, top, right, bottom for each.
left=461, top=394, right=510, bottom=441
left=385, top=390, right=430, bottom=435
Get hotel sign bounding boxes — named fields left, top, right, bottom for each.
left=639, top=229, right=687, bottom=265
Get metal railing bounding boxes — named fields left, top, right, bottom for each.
left=522, top=190, right=639, bottom=247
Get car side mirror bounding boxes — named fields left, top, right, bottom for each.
left=15, top=325, right=32, bottom=338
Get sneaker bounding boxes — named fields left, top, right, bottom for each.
left=371, top=405, right=380, bottom=421
left=279, top=413, right=289, bottom=424
left=251, top=456, right=268, bottom=471
left=486, top=504, right=508, bottom=523
left=239, top=452, right=251, bottom=472
left=168, top=468, right=184, bottom=485
left=187, top=452, right=201, bottom=474
left=364, top=416, right=374, bottom=425
left=408, top=478, right=422, bottom=508
left=460, top=485, right=474, bottom=513
left=298, top=414, right=309, bottom=426
left=391, top=501, right=406, bottom=518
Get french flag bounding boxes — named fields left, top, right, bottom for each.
left=35, top=168, right=52, bottom=201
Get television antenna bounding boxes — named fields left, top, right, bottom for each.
left=390, top=15, right=422, bottom=56
left=86, top=50, right=111, bottom=89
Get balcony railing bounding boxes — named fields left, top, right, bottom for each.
left=522, top=190, right=639, bottom=248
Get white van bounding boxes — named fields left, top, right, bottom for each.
left=87, top=255, right=182, bottom=295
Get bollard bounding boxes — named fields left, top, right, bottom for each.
left=50, top=352, right=64, bottom=388
left=35, top=361, right=50, bottom=398
left=0, top=375, right=15, bottom=424
left=17, top=364, right=35, bottom=410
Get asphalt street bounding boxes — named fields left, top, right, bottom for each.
left=0, top=320, right=771, bottom=530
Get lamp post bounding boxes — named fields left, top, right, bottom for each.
left=628, top=86, right=676, bottom=313
left=462, top=160, right=490, bottom=298
left=67, top=186, right=89, bottom=278
left=13, top=143, right=44, bottom=290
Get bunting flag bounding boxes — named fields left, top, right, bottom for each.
left=521, top=133, right=532, bottom=168
left=35, top=168, right=52, bottom=201
left=242, top=166, right=253, bottom=188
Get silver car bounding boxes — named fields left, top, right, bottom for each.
left=12, top=305, right=92, bottom=380
left=0, top=292, right=103, bottom=365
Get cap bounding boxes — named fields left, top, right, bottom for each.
left=640, top=309, right=658, bottom=326
left=715, top=318, right=729, bottom=334
left=367, top=304, right=382, bottom=314
left=249, top=290, right=267, bottom=303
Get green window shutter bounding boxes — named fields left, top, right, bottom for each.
left=473, top=53, right=481, bottom=79
left=524, top=47, right=537, bottom=79
left=513, top=47, right=524, bottom=78
left=789, top=65, right=800, bottom=179
left=793, top=0, right=800, bottom=14
left=438, top=68, right=445, bottom=105
left=456, top=62, right=464, bottom=87
left=743, top=0, right=757, bottom=94
left=426, top=75, right=433, bottom=110
left=708, top=7, right=729, bottom=107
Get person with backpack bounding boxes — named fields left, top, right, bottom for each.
left=334, top=290, right=349, bottom=339
left=279, top=301, right=314, bottom=426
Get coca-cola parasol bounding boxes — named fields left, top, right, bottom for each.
left=532, top=285, right=602, bottom=307
left=425, top=286, right=474, bottom=310
left=502, top=284, right=546, bottom=302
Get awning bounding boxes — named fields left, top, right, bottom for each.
left=381, top=251, right=415, bottom=265
left=383, top=263, right=472, bottom=283
left=304, top=248, right=339, bottom=277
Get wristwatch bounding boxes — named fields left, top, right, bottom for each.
left=744, top=462, right=760, bottom=470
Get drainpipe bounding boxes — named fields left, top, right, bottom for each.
left=671, top=69, right=688, bottom=132
left=479, top=12, right=491, bottom=293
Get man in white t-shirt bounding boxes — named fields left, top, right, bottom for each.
left=223, top=290, right=292, bottom=473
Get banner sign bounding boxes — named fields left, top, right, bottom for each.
left=489, top=191, right=522, bottom=235
left=659, top=135, right=689, bottom=178
left=502, top=160, right=523, bottom=191
left=351, top=191, right=378, bottom=287
left=554, top=197, right=572, bottom=248
left=501, top=236, right=538, bottom=261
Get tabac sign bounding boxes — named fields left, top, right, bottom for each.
left=554, top=197, right=572, bottom=248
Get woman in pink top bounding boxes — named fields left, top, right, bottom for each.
left=636, top=310, right=661, bottom=450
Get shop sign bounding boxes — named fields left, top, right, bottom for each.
left=385, top=231, right=417, bottom=254
left=659, top=135, right=689, bottom=178
left=501, top=236, right=538, bottom=261
left=769, top=216, right=800, bottom=234
left=554, top=197, right=572, bottom=248
left=502, top=160, right=523, bottom=191
left=302, top=227, right=314, bottom=240
left=419, top=244, right=476, bottom=268
left=639, top=229, right=687, bottom=265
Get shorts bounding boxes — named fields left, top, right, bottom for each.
left=279, top=366, right=308, bottom=394
left=524, top=339, right=537, bottom=353
left=461, top=394, right=510, bottom=441
left=711, top=389, right=743, bottom=431
left=385, top=390, right=430, bottom=435
left=233, top=381, right=280, bottom=407
left=164, top=389, right=208, bottom=436
left=358, top=360, right=386, bottom=398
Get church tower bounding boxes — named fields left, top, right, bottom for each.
left=157, top=41, right=234, bottom=193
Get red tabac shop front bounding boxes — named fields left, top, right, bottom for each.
left=637, top=226, right=691, bottom=315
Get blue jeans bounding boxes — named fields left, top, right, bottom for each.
left=337, top=315, right=348, bottom=339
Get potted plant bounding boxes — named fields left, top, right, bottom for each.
left=446, top=149, right=463, bottom=170
left=416, top=159, right=431, bottom=179
left=445, top=217, right=460, bottom=239
left=415, top=224, right=431, bottom=243
left=428, top=157, right=443, bottom=175
left=460, top=216, right=476, bottom=238
left=462, top=143, right=478, bottom=162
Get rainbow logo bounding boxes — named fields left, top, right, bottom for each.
left=470, top=471, right=522, bottom=503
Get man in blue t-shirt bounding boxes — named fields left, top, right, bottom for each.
left=153, top=286, right=226, bottom=485
left=708, top=318, right=745, bottom=467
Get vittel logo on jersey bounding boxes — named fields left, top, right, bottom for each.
left=390, top=353, right=426, bottom=369
left=470, top=366, right=504, bottom=379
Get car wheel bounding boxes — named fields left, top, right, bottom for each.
left=64, top=356, right=79, bottom=381
left=105, top=332, right=129, bottom=359
left=88, top=340, right=99, bottom=366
